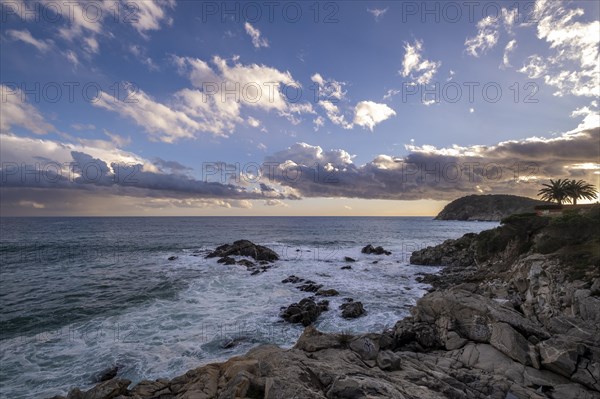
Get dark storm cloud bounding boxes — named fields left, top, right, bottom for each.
left=152, top=157, right=193, bottom=174
left=0, top=151, right=287, bottom=201
left=263, top=129, right=599, bottom=201
left=1, top=129, right=598, bottom=214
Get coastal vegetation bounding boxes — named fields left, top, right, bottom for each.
left=538, top=179, right=598, bottom=205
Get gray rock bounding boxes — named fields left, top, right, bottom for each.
left=361, top=245, right=391, bottom=255
left=376, top=350, right=402, bottom=371
left=490, top=322, right=538, bottom=367
left=207, top=240, right=279, bottom=262
left=340, top=302, right=365, bottom=319
left=349, top=335, right=380, bottom=361
left=538, top=337, right=583, bottom=378
left=280, top=298, right=328, bottom=326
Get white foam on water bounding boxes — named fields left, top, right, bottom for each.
left=0, top=243, right=440, bottom=398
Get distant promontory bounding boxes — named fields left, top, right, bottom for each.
left=435, top=194, right=547, bottom=221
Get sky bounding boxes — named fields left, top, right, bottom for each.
left=0, top=0, right=599, bottom=216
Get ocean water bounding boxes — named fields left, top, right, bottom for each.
left=0, top=217, right=498, bottom=398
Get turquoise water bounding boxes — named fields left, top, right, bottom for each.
left=0, top=217, right=498, bottom=398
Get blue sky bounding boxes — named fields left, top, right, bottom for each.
left=1, top=0, right=599, bottom=215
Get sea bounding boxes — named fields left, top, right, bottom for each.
left=0, top=217, right=498, bottom=398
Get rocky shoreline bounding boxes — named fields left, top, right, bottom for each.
left=52, top=209, right=599, bottom=399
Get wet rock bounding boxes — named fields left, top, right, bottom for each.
left=282, top=275, right=304, bottom=284
left=340, top=301, right=365, bottom=319
left=91, top=365, right=119, bottom=383
left=344, top=256, right=356, bottom=262
left=217, top=256, right=236, bottom=265
left=297, top=282, right=323, bottom=293
left=168, top=256, right=178, bottom=261
left=361, top=244, right=391, bottom=255
left=236, top=259, right=255, bottom=268
left=206, top=240, right=279, bottom=262
left=341, top=265, right=352, bottom=270
left=316, top=288, right=339, bottom=297
left=280, top=298, right=328, bottom=326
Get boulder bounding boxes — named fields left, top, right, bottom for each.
left=217, top=256, right=236, bottom=265
left=236, top=259, right=255, bottom=268
left=490, top=322, right=539, bottom=368
left=282, top=275, right=304, bottom=284
left=168, top=256, right=178, bottom=261
left=349, top=335, right=380, bottom=360
left=297, top=282, right=323, bottom=293
left=361, top=244, right=391, bottom=255
left=376, top=350, right=403, bottom=371
left=91, top=365, right=119, bottom=383
left=340, top=302, right=365, bottom=319
left=316, top=289, right=339, bottom=297
left=280, top=298, right=328, bottom=326
left=538, top=337, right=583, bottom=378
left=206, top=240, right=279, bottom=262
left=344, top=257, right=356, bottom=262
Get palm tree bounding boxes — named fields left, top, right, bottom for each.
left=564, top=180, right=598, bottom=205
left=538, top=179, right=569, bottom=204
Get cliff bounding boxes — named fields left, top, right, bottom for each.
left=54, top=208, right=600, bottom=399
left=435, top=194, right=548, bottom=221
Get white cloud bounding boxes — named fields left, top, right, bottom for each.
left=311, top=73, right=346, bottom=100
left=71, top=123, right=95, bottom=131
left=570, top=101, right=600, bottom=132
left=244, top=22, right=269, bottom=48
left=465, top=16, right=499, bottom=57
left=129, top=0, right=176, bottom=37
left=400, top=40, right=441, bottom=84
left=383, top=89, right=400, bottom=100
left=521, top=0, right=600, bottom=97
left=502, top=8, right=518, bottom=34
left=18, top=201, right=45, bottom=209
left=93, top=87, right=205, bottom=143
left=104, top=130, right=131, bottom=147
left=264, top=199, right=287, bottom=207
left=310, top=73, right=394, bottom=131
left=95, top=56, right=313, bottom=141
left=519, top=55, right=547, bottom=78
left=319, top=100, right=352, bottom=129
left=129, top=45, right=159, bottom=70
left=0, top=132, right=144, bottom=170
left=353, top=101, right=396, bottom=131
left=0, top=85, right=55, bottom=135
left=367, top=7, right=388, bottom=21
left=64, top=50, right=79, bottom=67
left=247, top=117, right=261, bottom=128
left=313, top=116, right=325, bottom=131
left=502, top=39, right=517, bottom=68
left=6, top=29, right=52, bottom=52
